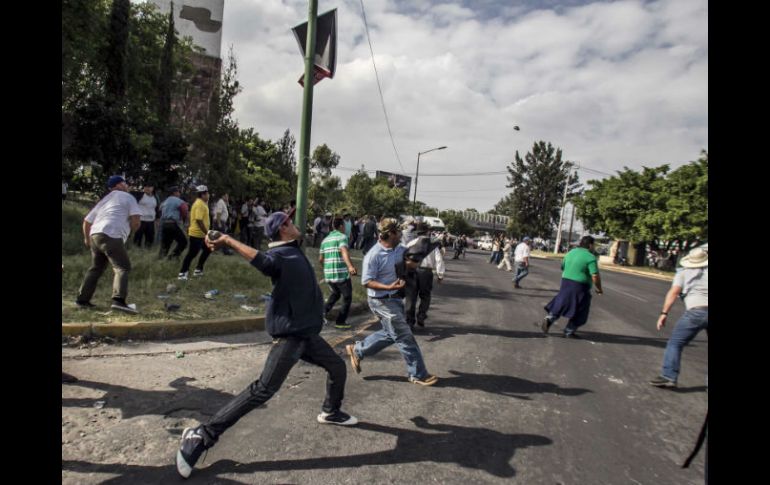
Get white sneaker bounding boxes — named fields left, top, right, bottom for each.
left=193, top=269, right=204, bottom=277
left=178, top=272, right=189, bottom=281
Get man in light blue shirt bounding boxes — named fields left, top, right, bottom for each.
left=345, top=218, right=438, bottom=386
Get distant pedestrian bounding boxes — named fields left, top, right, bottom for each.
left=132, top=183, right=159, bottom=248
left=497, top=238, right=513, bottom=271
left=178, top=185, right=211, bottom=280
left=75, top=175, right=141, bottom=314
left=360, top=215, right=377, bottom=254
left=175, top=209, right=358, bottom=479
left=158, top=186, right=188, bottom=260
left=649, top=247, right=708, bottom=388
left=512, top=237, right=532, bottom=288
left=62, top=180, right=68, bottom=201
left=540, top=236, right=603, bottom=338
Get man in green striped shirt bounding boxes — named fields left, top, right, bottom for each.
left=320, top=218, right=358, bottom=329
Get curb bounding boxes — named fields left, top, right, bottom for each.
left=62, top=302, right=370, bottom=341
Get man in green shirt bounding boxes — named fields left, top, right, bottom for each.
left=320, top=218, right=358, bottom=330
left=541, top=235, right=603, bottom=338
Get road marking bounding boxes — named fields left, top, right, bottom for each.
left=606, top=287, right=648, bottom=302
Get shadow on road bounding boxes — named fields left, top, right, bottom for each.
left=63, top=416, right=552, bottom=482
left=61, top=377, right=236, bottom=419
left=364, top=370, right=593, bottom=400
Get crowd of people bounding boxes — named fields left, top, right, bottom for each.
left=66, top=175, right=707, bottom=481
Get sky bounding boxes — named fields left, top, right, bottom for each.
left=212, top=0, right=707, bottom=212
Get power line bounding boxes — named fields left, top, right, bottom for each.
left=358, top=0, right=406, bottom=175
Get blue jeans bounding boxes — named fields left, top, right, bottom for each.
left=355, top=298, right=429, bottom=379
left=513, top=262, right=529, bottom=284
left=661, top=307, right=708, bottom=382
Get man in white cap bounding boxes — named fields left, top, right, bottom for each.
left=178, top=185, right=211, bottom=280
left=649, top=246, right=708, bottom=388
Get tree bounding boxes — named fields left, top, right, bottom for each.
left=574, top=152, right=708, bottom=252
left=157, top=2, right=175, bottom=125
left=369, top=177, right=409, bottom=217
left=311, top=144, right=340, bottom=177
left=343, top=170, right=374, bottom=215
left=105, top=0, right=130, bottom=102
left=442, top=212, right=473, bottom=235
left=502, top=141, right=579, bottom=239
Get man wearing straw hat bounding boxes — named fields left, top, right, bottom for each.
left=649, top=246, right=708, bottom=388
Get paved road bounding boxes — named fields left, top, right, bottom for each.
left=62, top=249, right=707, bottom=484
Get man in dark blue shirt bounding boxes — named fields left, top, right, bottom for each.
left=174, top=209, right=358, bottom=479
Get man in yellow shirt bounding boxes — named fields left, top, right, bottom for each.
left=178, top=185, right=211, bottom=280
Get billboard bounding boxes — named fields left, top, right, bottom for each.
left=376, top=171, right=412, bottom=195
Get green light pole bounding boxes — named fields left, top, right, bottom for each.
left=294, top=0, right=318, bottom=245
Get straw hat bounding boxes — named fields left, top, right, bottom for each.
left=680, top=247, right=708, bottom=268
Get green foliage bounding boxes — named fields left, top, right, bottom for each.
left=501, top=141, right=579, bottom=239
left=311, top=144, right=340, bottom=177
left=441, top=212, right=473, bottom=235
left=369, top=177, right=409, bottom=217
left=343, top=170, right=374, bottom=215
left=573, top=151, right=707, bottom=250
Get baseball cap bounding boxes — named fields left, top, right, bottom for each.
left=107, top=175, right=125, bottom=189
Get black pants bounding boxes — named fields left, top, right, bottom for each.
left=239, top=218, right=250, bottom=243
left=180, top=236, right=211, bottom=273
left=324, top=279, right=353, bottom=324
left=133, top=221, right=155, bottom=248
left=361, top=237, right=376, bottom=255
left=159, top=221, right=187, bottom=259
left=404, top=268, right=434, bottom=325
left=199, top=334, right=347, bottom=447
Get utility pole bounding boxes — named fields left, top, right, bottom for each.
left=294, top=0, right=318, bottom=247
left=554, top=162, right=577, bottom=254
left=567, top=202, right=576, bottom=249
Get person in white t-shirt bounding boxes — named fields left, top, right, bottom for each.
left=75, top=175, right=141, bottom=314
left=251, top=199, right=267, bottom=249
left=512, top=237, right=532, bottom=289
left=133, top=183, right=158, bottom=248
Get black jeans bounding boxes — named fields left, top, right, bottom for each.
left=404, top=268, right=434, bottom=325
left=200, top=334, right=347, bottom=446
left=180, top=236, right=211, bottom=273
left=159, top=221, right=187, bottom=259
left=239, top=217, right=250, bottom=243
left=133, top=220, right=155, bottom=248
left=324, top=279, right=353, bottom=324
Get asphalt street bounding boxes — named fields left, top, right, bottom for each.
left=62, top=249, right=707, bottom=484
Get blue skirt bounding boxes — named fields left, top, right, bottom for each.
left=544, top=278, right=592, bottom=327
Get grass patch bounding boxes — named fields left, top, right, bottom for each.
left=62, top=201, right=368, bottom=323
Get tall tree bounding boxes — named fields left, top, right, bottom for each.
left=157, top=2, right=175, bottom=124
left=311, top=144, right=340, bottom=177
left=105, top=0, right=130, bottom=102
left=503, top=141, right=578, bottom=238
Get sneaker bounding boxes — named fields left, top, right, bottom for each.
left=193, top=269, right=204, bottom=277
left=649, top=376, right=677, bottom=388
left=111, top=299, right=138, bottom=314
left=335, top=323, right=352, bottom=330
left=317, top=410, right=358, bottom=426
left=178, top=272, right=189, bottom=281
left=416, top=320, right=425, bottom=327
left=409, top=375, right=439, bottom=386
left=346, top=344, right=361, bottom=374
left=563, top=332, right=581, bottom=339
left=540, top=317, right=553, bottom=334
left=74, top=300, right=96, bottom=309
left=176, top=426, right=208, bottom=478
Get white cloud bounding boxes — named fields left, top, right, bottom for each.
left=218, top=0, right=707, bottom=211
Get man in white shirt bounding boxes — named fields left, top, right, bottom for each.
left=252, top=198, right=267, bottom=249
left=404, top=223, right=445, bottom=329
left=213, top=193, right=229, bottom=232
left=512, top=237, right=532, bottom=289
left=133, top=183, right=158, bottom=248
left=76, top=175, right=141, bottom=314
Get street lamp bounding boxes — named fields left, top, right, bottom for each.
left=412, top=145, right=447, bottom=217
